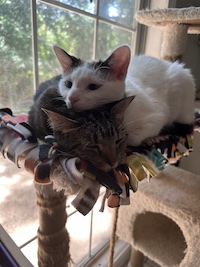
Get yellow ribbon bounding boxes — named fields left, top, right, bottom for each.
left=125, top=153, right=159, bottom=182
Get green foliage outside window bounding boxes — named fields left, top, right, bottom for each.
left=0, top=0, right=135, bottom=113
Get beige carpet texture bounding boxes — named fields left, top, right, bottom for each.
left=135, top=7, right=200, bottom=34
left=117, top=166, right=200, bottom=267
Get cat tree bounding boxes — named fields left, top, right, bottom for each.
left=135, top=7, right=200, bottom=61
left=117, top=166, right=200, bottom=267
left=117, top=6, right=200, bottom=267
left=1, top=7, right=200, bottom=267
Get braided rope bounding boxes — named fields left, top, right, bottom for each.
left=108, top=207, right=119, bottom=267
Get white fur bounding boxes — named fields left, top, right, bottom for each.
left=58, top=53, right=195, bottom=146
left=59, top=63, right=125, bottom=111
left=124, top=55, right=196, bottom=145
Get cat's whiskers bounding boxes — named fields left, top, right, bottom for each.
left=53, top=96, right=63, bottom=101
left=118, top=114, right=156, bottom=133
left=83, top=141, right=91, bottom=149
left=54, top=149, right=74, bottom=158
left=51, top=96, right=65, bottom=104
left=116, top=127, right=127, bottom=135
left=121, top=113, right=154, bottom=126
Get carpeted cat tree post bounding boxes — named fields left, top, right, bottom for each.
left=135, top=7, right=200, bottom=61
left=117, top=7, right=200, bottom=267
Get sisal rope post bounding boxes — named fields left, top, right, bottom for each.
left=35, top=183, right=71, bottom=267
left=108, top=206, right=119, bottom=267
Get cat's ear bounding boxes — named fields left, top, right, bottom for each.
left=42, top=109, right=80, bottom=133
left=111, top=96, right=135, bottom=121
left=104, top=45, right=131, bottom=80
left=53, top=46, right=81, bottom=73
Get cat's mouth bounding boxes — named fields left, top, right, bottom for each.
left=72, top=107, right=83, bottom=112
left=93, top=161, right=119, bottom=172
left=67, top=102, right=82, bottom=112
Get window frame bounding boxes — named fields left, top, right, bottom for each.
left=29, top=0, right=149, bottom=265
left=31, top=0, right=149, bottom=91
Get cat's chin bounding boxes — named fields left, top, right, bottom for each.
left=70, top=101, right=104, bottom=112
left=72, top=107, right=84, bottom=112
left=72, top=104, right=94, bottom=112
left=95, top=162, right=119, bottom=173
left=67, top=102, right=84, bottom=112
left=99, top=166, right=113, bottom=172
left=92, top=164, right=110, bottom=172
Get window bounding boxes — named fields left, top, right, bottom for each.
left=0, top=0, right=147, bottom=266
left=0, top=0, right=146, bottom=114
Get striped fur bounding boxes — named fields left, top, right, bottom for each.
left=45, top=97, right=134, bottom=172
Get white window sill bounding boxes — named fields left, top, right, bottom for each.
left=77, top=238, right=131, bottom=267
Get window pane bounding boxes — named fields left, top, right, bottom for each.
left=0, top=1, right=140, bottom=266
left=91, top=206, right=113, bottom=250
left=56, top=0, right=96, bottom=14
left=0, top=155, right=38, bottom=251
left=37, top=2, right=95, bottom=83
left=68, top=196, right=114, bottom=265
left=96, top=22, right=133, bottom=59
left=67, top=211, right=90, bottom=264
left=99, top=0, right=136, bottom=28
left=0, top=0, right=33, bottom=114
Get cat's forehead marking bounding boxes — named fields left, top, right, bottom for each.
left=81, top=110, right=119, bottom=140
left=69, top=61, right=101, bottom=81
left=88, top=60, right=110, bottom=72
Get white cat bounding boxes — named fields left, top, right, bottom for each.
left=54, top=45, right=196, bottom=146
left=53, top=45, right=129, bottom=111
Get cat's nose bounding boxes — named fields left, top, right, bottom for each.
left=69, top=96, right=79, bottom=106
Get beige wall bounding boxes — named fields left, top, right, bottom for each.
left=143, top=0, right=200, bottom=91
left=176, top=0, right=200, bottom=91
left=144, top=0, right=172, bottom=57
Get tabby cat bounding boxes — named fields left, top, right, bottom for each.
left=29, top=88, right=134, bottom=171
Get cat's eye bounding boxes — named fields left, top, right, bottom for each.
left=90, top=144, right=102, bottom=155
left=65, top=80, right=73, bottom=88
left=115, top=138, right=123, bottom=145
left=88, top=83, right=101, bottom=90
